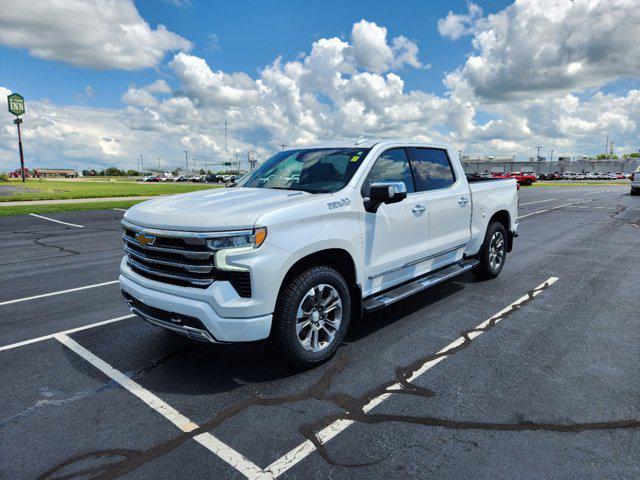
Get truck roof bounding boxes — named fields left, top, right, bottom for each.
left=284, top=139, right=453, bottom=151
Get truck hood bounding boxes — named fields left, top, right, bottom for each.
left=123, top=187, right=320, bottom=231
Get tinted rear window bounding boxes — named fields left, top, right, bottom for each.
left=410, top=148, right=456, bottom=191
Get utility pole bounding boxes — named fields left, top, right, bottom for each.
left=184, top=150, right=189, bottom=173
left=535, top=146, right=542, bottom=161
left=235, top=153, right=239, bottom=172
left=549, top=149, right=554, bottom=162
left=140, top=154, right=143, bottom=173
left=280, top=144, right=286, bottom=151
left=605, top=135, right=609, bottom=159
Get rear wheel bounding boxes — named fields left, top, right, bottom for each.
left=272, top=266, right=351, bottom=369
left=631, top=188, right=639, bottom=196
left=472, top=221, right=507, bottom=280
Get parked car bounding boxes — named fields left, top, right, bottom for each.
left=119, top=140, right=519, bottom=367
left=510, top=171, right=537, bottom=186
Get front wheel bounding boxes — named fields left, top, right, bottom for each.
left=472, top=221, right=508, bottom=280
left=272, top=266, right=351, bottom=369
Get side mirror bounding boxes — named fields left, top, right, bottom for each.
left=364, top=181, right=407, bottom=213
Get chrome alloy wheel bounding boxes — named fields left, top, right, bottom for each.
left=488, top=231, right=505, bottom=270
left=296, top=284, right=343, bottom=353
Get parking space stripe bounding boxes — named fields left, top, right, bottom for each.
left=55, top=333, right=264, bottom=478
left=0, top=280, right=119, bottom=306
left=261, top=277, right=559, bottom=479
left=28, top=213, right=84, bottom=228
left=519, top=198, right=557, bottom=206
left=0, top=314, right=135, bottom=352
left=518, top=200, right=591, bottom=219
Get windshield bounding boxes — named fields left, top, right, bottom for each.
left=236, top=148, right=370, bottom=193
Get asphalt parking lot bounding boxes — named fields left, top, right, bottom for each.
left=1, top=185, right=639, bottom=479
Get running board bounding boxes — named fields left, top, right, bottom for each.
left=363, top=259, right=479, bottom=313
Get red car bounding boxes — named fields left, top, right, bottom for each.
left=509, top=171, right=537, bottom=186
left=491, top=171, right=536, bottom=186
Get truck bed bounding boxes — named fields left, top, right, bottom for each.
left=465, top=178, right=519, bottom=256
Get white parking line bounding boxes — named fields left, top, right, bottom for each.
left=260, top=277, right=559, bottom=478
left=519, top=198, right=557, bottom=206
left=0, top=314, right=134, bottom=352
left=113, top=208, right=128, bottom=212
left=518, top=200, right=591, bottom=219
left=0, top=280, right=119, bottom=307
left=55, top=333, right=263, bottom=478
left=28, top=213, right=84, bottom=228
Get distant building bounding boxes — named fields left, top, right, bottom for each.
left=33, top=168, right=78, bottom=178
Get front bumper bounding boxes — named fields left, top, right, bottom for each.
left=119, top=272, right=272, bottom=342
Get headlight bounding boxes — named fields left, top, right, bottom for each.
left=206, top=227, right=267, bottom=250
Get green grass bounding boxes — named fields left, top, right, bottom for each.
left=531, top=181, right=629, bottom=187
left=0, top=199, right=145, bottom=217
left=0, top=178, right=221, bottom=202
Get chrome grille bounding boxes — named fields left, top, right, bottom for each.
left=122, top=221, right=252, bottom=296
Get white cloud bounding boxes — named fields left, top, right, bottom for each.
left=438, top=2, right=484, bottom=40
left=0, top=0, right=191, bottom=70
left=147, top=80, right=171, bottom=94
left=351, top=20, right=422, bottom=72
left=441, top=0, right=640, bottom=99
left=2, top=12, right=640, bottom=173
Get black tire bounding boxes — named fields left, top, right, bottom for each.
left=472, top=221, right=508, bottom=280
left=272, top=266, right=351, bottom=369
left=631, top=188, right=639, bottom=196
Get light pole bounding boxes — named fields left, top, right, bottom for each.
left=184, top=150, right=189, bottom=173
left=535, top=146, right=542, bottom=161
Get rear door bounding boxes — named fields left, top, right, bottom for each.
left=409, top=147, right=471, bottom=269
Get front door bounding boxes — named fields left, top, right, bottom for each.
left=361, top=148, right=430, bottom=294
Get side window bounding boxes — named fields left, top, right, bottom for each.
left=410, top=148, right=456, bottom=191
left=361, top=148, right=415, bottom=197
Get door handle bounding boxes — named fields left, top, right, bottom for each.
left=412, top=204, right=427, bottom=214
left=458, top=197, right=469, bottom=206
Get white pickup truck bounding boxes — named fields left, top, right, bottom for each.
left=120, top=140, right=518, bottom=368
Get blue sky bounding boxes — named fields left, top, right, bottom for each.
left=0, top=0, right=638, bottom=171
left=0, top=0, right=510, bottom=107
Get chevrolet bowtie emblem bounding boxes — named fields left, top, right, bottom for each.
left=135, top=231, right=156, bottom=246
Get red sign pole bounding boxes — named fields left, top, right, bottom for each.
left=14, top=118, right=25, bottom=183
